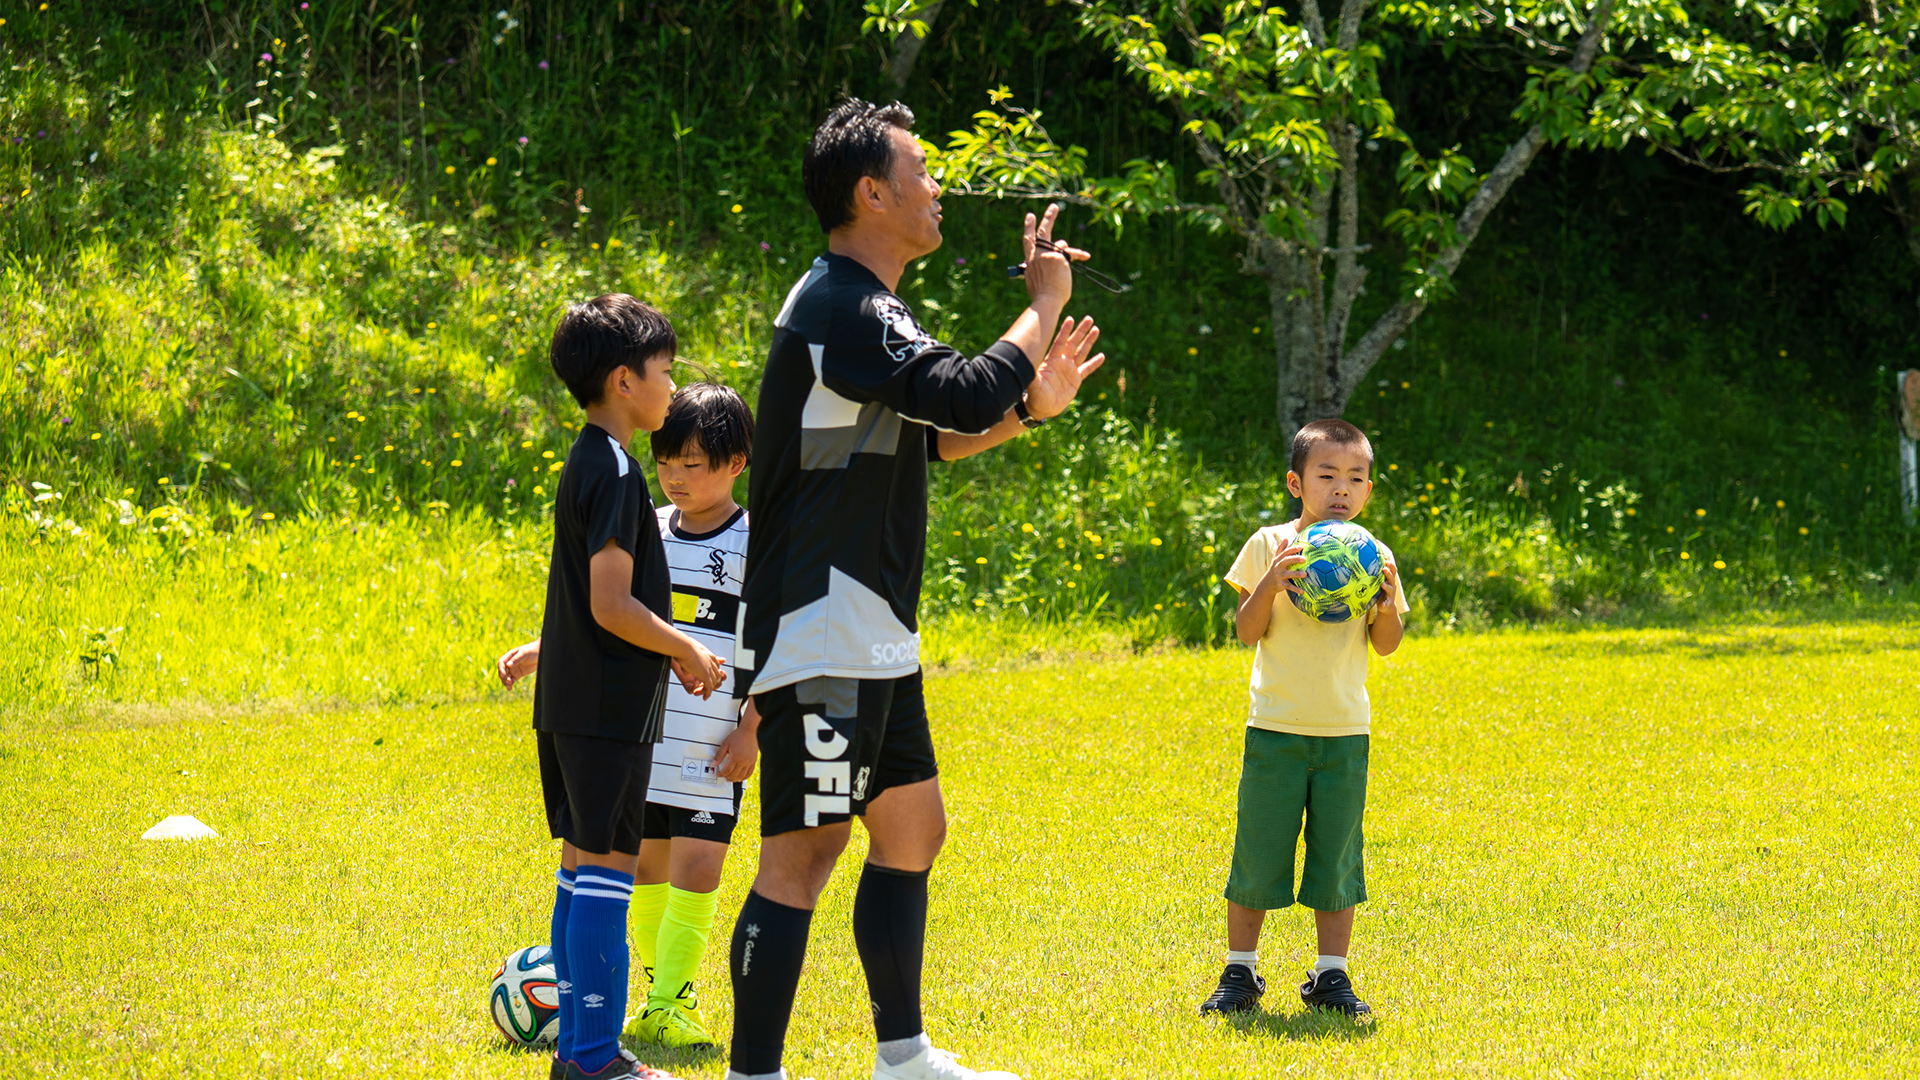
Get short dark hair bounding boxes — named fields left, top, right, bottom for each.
left=650, top=382, right=755, bottom=466
left=1289, top=418, right=1374, bottom=476
left=548, top=294, right=676, bottom=407
left=803, top=97, right=916, bottom=233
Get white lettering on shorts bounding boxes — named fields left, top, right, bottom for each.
left=801, top=711, right=852, bottom=826
left=852, top=766, right=871, bottom=802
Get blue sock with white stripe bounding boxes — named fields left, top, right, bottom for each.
left=550, top=867, right=578, bottom=1063
left=568, top=865, right=635, bottom=1073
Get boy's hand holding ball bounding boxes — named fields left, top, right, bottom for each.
left=1374, top=562, right=1401, bottom=611
left=1264, top=541, right=1308, bottom=597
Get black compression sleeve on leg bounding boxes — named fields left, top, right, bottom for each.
left=728, top=890, right=815, bottom=1076
left=852, top=862, right=930, bottom=1043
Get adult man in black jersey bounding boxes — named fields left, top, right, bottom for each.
left=726, top=99, right=1105, bottom=1080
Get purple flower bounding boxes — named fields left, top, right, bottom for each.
left=518, top=136, right=529, bottom=146
left=1699, top=312, right=1710, bottom=321
left=300, top=3, right=309, bottom=9
left=37, top=129, right=47, bottom=138
left=538, top=60, right=549, bottom=70
left=507, top=478, right=517, bottom=487
left=759, top=241, right=771, bottom=252
left=261, top=52, right=273, bottom=62
left=1613, top=376, right=1624, bottom=387
left=954, top=256, right=966, bottom=266
left=59, top=416, right=72, bottom=425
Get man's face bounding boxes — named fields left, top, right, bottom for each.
left=656, top=450, right=744, bottom=518
left=876, top=126, right=943, bottom=257
left=1287, top=443, right=1375, bottom=522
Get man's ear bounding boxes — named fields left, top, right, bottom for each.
left=853, top=174, right=889, bottom=215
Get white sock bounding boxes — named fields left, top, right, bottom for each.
left=1226, top=949, right=1259, bottom=974
left=878, top=1032, right=930, bottom=1067
left=1313, top=954, right=1348, bottom=975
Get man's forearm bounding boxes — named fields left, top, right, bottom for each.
left=998, top=298, right=1065, bottom=365
left=935, top=408, right=1027, bottom=461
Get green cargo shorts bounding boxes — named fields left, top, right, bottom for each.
left=1224, top=728, right=1368, bottom=912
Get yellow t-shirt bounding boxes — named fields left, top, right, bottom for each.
left=1223, top=521, right=1409, bottom=737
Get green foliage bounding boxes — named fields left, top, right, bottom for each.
left=3, top=0, right=1917, bottom=661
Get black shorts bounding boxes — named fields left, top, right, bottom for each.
left=642, top=798, right=741, bottom=845
left=537, top=730, right=654, bottom=856
left=754, top=671, right=938, bottom=837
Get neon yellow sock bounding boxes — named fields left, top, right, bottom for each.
left=648, top=885, right=719, bottom=1012
left=629, top=881, right=670, bottom=989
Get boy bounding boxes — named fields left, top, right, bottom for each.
left=527, top=294, right=726, bottom=1080
left=1201, top=418, right=1408, bottom=1020
left=499, top=382, right=761, bottom=1052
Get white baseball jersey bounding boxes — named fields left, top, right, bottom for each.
left=648, top=504, right=752, bottom=816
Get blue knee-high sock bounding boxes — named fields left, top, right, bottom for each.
left=550, top=867, right=578, bottom=1063
left=568, top=866, right=635, bottom=1073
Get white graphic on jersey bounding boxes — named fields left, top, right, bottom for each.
left=707, top=549, right=728, bottom=585
left=801, top=711, right=852, bottom=827
left=872, top=294, right=934, bottom=364
left=852, top=766, right=871, bottom=802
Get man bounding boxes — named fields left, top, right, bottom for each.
left=726, top=98, right=1105, bottom=1080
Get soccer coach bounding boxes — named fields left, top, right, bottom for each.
left=725, top=98, right=1105, bottom=1080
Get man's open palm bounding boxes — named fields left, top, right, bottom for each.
left=1025, top=316, right=1106, bottom=419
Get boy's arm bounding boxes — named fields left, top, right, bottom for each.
left=588, top=539, right=726, bottom=698
left=496, top=638, right=541, bottom=689
left=714, top=698, right=761, bottom=783
left=1232, top=541, right=1306, bottom=646
left=1368, top=563, right=1405, bottom=656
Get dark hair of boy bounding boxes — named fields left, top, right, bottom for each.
left=650, top=382, right=755, bottom=466
left=802, top=97, right=917, bottom=233
left=1289, top=418, right=1374, bottom=476
left=548, top=293, right=677, bottom=407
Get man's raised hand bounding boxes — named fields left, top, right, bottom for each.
left=1025, top=316, right=1106, bottom=420
left=1022, top=203, right=1088, bottom=308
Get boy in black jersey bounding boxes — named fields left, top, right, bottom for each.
left=535, top=294, right=725, bottom=1080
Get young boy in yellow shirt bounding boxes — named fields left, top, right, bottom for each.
left=1200, top=418, right=1407, bottom=1019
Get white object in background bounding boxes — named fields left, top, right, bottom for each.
left=1899, top=370, right=1918, bottom=526
left=141, top=815, right=218, bottom=840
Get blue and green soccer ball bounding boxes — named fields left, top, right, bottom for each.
left=1290, top=520, right=1387, bottom=623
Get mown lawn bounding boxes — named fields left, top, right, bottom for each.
left=7, top=622, right=1919, bottom=1078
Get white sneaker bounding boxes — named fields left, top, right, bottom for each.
left=872, top=1045, right=1019, bottom=1080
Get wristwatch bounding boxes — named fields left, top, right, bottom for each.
left=1015, top=397, right=1047, bottom=429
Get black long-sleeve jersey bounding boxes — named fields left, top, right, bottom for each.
left=736, top=253, right=1034, bottom=696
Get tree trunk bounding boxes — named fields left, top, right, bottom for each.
left=1887, top=167, right=1920, bottom=318
left=887, top=1, right=945, bottom=89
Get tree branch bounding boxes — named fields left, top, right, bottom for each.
left=1337, top=0, right=1618, bottom=394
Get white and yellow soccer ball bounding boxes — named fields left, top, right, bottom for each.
left=488, top=944, right=560, bottom=1047
left=1290, top=519, right=1386, bottom=623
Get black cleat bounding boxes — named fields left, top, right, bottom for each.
left=1199, top=963, right=1266, bottom=1015
left=562, top=1048, right=679, bottom=1080
left=1298, top=968, right=1371, bottom=1019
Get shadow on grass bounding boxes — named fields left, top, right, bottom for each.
left=1217, top=1007, right=1378, bottom=1043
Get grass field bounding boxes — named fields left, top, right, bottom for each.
left=8, top=621, right=1919, bottom=1078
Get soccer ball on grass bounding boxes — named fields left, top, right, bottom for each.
left=489, top=944, right=560, bottom=1047
left=1289, top=520, right=1386, bottom=623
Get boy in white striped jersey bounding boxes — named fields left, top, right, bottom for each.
left=500, top=382, right=760, bottom=1051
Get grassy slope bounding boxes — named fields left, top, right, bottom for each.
left=8, top=625, right=1917, bottom=1077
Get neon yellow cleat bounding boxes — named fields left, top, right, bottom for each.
left=622, top=1007, right=667, bottom=1046
left=648, top=1005, right=718, bottom=1050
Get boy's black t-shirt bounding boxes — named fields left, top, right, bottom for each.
left=532, top=423, right=671, bottom=743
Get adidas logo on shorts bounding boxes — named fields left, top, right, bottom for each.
left=691, top=810, right=715, bottom=824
